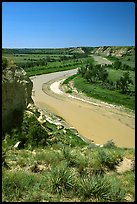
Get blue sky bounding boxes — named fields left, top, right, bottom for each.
left=2, top=2, right=135, bottom=48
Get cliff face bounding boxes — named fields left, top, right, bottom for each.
left=90, top=46, right=135, bottom=57
left=2, top=65, right=33, bottom=135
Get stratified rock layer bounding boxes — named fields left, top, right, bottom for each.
left=2, top=66, right=33, bottom=135
left=91, top=46, right=135, bottom=57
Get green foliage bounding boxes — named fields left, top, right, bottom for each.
left=98, top=148, right=123, bottom=170
left=2, top=57, right=17, bottom=71
left=113, top=60, right=122, bottom=69
left=20, top=114, right=49, bottom=148
left=103, top=140, right=116, bottom=148
left=76, top=174, right=126, bottom=202
left=78, top=61, right=109, bottom=83
left=2, top=171, right=39, bottom=202
left=49, top=163, right=75, bottom=194
left=2, top=147, right=9, bottom=169
left=62, top=147, right=88, bottom=175
left=116, top=71, right=133, bottom=94
left=4, top=112, right=48, bottom=149
left=63, top=74, right=77, bottom=84
left=2, top=144, right=135, bottom=202
left=2, top=57, right=8, bottom=70
left=73, top=75, right=135, bottom=110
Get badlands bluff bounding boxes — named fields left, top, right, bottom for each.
left=2, top=61, right=33, bottom=136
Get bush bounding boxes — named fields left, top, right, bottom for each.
left=76, top=174, right=126, bottom=202
left=2, top=171, right=38, bottom=202
left=2, top=57, right=8, bottom=70
left=98, top=148, right=123, bottom=170
left=49, top=163, right=75, bottom=194
left=20, top=113, right=48, bottom=148
left=4, top=112, right=49, bottom=149
left=103, top=140, right=116, bottom=148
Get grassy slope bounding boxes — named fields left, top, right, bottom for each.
left=2, top=146, right=135, bottom=202
left=2, top=113, right=135, bottom=202
left=106, top=53, right=135, bottom=68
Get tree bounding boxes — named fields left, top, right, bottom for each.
left=78, top=66, right=87, bottom=77
left=78, top=62, right=108, bottom=83
left=116, top=72, right=133, bottom=94
left=113, top=60, right=122, bottom=70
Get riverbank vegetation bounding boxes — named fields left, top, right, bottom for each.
left=2, top=112, right=135, bottom=202
left=63, top=58, right=135, bottom=110
left=2, top=48, right=94, bottom=76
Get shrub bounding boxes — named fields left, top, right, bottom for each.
left=2, top=57, right=8, bottom=70
left=4, top=112, right=49, bottom=149
left=103, top=140, right=116, bottom=148
left=98, top=148, right=123, bottom=170
left=76, top=174, right=111, bottom=201
left=2, top=147, right=8, bottom=168
left=76, top=174, right=126, bottom=202
left=66, top=89, right=72, bottom=94
left=2, top=171, right=38, bottom=202
left=49, top=163, right=75, bottom=194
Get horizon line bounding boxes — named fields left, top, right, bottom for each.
left=2, top=45, right=135, bottom=49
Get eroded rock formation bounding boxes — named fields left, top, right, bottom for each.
left=90, top=46, right=135, bottom=57
left=2, top=65, right=33, bottom=135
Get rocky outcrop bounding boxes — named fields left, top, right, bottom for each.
left=69, top=47, right=85, bottom=54
left=90, top=46, right=135, bottom=57
left=2, top=65, right=33, bottom=135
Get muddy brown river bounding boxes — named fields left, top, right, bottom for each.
left=30, top=68, right=135, bottom=148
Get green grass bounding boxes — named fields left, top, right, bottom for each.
left=72, top=75, right=134, bottom=110
left=24, top=56, right=93, bottom=77
left=119, top=54, right=135, bottom=68
left=63, top=74, right=78, bottom=84
left=107, top=68, right=135, bottom=90
left=2, top=52, right=94, bottom=77
left=76, top=174, right=126, bottom=202
left=2, top=143, right=135, bottom=202
left=106, top=55, right=119, bottom=62
left=108, top=69, right=135, bottom=83
left=106, top=52, right=135, bottom=68
left=25, top=63, right=81, bottom=77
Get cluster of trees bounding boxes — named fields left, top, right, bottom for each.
left=15, top=54, right=84, bottom=69
left=2, top=48, right=69, bottom=55
left=78, top=62, right=134, bottom=95
left=78, top=63, right=108, bottom=83
left=116, top=72, right=134, bottom=94
left=16, top=58, right=48, bottom=69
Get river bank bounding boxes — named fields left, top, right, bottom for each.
left=30, top=69, right=135, bottom=148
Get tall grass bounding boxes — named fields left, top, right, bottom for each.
left=76, top=174, right=126, bottom=202
left=49, top=162, right=75, bottom=194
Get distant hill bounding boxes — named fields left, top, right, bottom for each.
left=90, top=46, right=135, bottom=58
left=2, top=46, right=135, bottom=58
